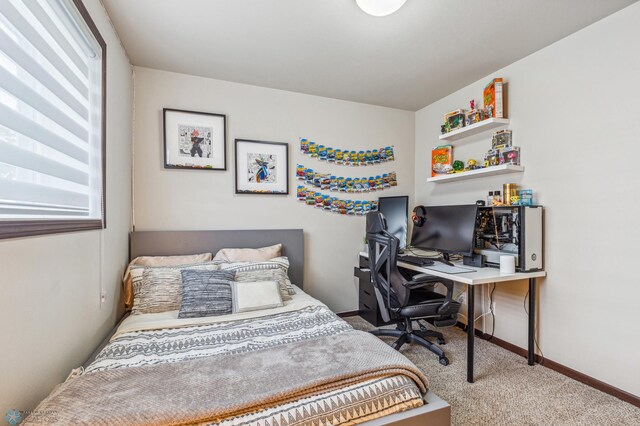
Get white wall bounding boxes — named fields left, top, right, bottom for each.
left=415, top=3, right=640, bottom=396
left=0, top=0, right=133, bottom=414
left=132, top=66, right=415, bottom=312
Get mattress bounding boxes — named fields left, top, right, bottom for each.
left=82, top=286, right=426, bottom=425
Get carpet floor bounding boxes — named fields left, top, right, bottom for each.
left=343, top=316, right=640, bottom=426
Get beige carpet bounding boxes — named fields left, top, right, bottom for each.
left=344, top=316, right=640, bottom=426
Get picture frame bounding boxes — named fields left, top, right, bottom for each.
left=163, top=108, right=226, bottom=170
left=235, top=139, right=289, bottom=195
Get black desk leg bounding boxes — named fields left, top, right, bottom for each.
left=528, top=278, right=536, bottom=366
left=467, top=285, right=475, bottom=383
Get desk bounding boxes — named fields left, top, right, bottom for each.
left=358, top=252, right=546, bottom=383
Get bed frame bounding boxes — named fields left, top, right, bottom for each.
left=91, top=229, right=450, bottom=426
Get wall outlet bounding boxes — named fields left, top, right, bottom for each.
left=100, top=290, right=106, bottom=304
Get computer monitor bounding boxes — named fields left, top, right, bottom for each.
left=378, top=196, right=409, bottom=249
left=410, top=204, right=478, bottom=256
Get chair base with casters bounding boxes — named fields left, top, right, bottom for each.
left=369, top=286, right=461, bottom=366
left=371, top=318, right=451, bottom=365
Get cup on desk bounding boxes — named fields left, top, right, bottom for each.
left=500, top=255, right=516, bottom=274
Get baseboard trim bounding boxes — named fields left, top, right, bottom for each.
left=337, top=310, right=360, bottom=318
left=455, top=322, right=639, bottom=408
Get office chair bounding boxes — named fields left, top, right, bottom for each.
left=365, top=211, right=461, bottom=366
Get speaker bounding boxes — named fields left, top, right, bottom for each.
left=463, top=253, right=485, bottom=268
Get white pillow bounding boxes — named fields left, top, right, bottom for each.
left=213, top=244, right=282, bottom=262
left=232, top=281, right=283, bottom=313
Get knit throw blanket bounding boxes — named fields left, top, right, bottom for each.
left=24, top=330, right=428, bottom=425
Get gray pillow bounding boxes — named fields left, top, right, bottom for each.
left=178, top=270, right=236, bottom=319
left=131, top=262, right=220, bottom=315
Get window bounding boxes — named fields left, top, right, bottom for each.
left=0, top=0, right=106, bottom=239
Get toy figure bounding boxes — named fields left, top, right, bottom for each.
left=368, top=176, right=377, bottom=191
left=389, top=171, right=398, bottom=186
left=305, top=190, right=315, bottom=205
left=349, top=151, right=358, bottom=165
left=470, top=100, right=475, bottom=110
left=452, top=160, right=465, bottom=172
left=320, top=176, right=331, bottom=190
left=346, top=177, right=354, bottom=193
left=331, top=198, right=340, bottom=213
left=337, top=200, right=347, bottom=215
left=338, top=177, right=346, bottom=192
left=365, top=150, right=373, bottom=164
left=323, top=195, right=332, bottom=210
left=382, top=174, right=391, bottom=188
left=308, top=142, right=317, bottom=157
left=385, top=146, right=394, bottom=161
left=327, top=147, right=335, bottom=163
left=296, top=186, right=306, bottom=201
left=362, top=201, right=371, bottom=213
left=318, top=145, right=327, bottom=161
left=466, top=159, right=481, bottom=171
left=375, top=175, right=383, bottom=190
left=358, top=151, right=367, bottom=166
left=305, top=169, right=314, bottom=184
left=329, top=176, right=338, bottom=191
left=379, top=148, right=387, bottom=162
left=371, top=201, right=379, bottom=212
left=315, top=193, right=324, bottom=208
left=346, top=200, right=355, bottom=215
left=296, top=164, right=306, bottom=180
left=372, top=149, right=380, bottom=163
left=354, top=178, right=364, bottom=192
left=300, top=139, right=309, bottom=155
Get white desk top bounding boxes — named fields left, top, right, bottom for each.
left=359, top=252, right=546, bottom=286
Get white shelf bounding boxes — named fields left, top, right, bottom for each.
left=439, top=118, right=509, bottom=142
left=427, top=164, right=524, bottom=183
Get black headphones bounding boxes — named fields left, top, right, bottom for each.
left=412, top=206, right=427, bottom=227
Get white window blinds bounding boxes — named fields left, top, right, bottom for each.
left=0, top=0, right=103, bottom=220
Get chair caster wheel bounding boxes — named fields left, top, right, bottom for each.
left=439, top=357, right=449, bottom=366
left=437, top=337, right=446, bottom=345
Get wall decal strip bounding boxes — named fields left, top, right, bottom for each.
left=296, top=165, right=397, bottom=192
left=300, top=138, right=395, bottom=165
left=296, top=185, right=379, bottom=215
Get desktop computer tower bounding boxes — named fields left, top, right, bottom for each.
left=474, top=205, right=543, bottom=272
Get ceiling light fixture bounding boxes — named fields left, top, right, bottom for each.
left=356, top=0, right=407, bottom=17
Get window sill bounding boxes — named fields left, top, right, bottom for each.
left=0, top=220, right=103, bottom=240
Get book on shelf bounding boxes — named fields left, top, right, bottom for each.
left=431, top=145, right=452, bottom=177
left=483, top=78, right=504, bottom=118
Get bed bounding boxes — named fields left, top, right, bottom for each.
left=25, top=230, right=450, bottom=425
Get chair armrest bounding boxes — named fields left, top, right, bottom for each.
left=437, top=280, right=455, bottom=314
left=404, top=273, right=441, bottom=289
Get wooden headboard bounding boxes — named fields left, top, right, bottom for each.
left=130, top=229, right=304, bottom=287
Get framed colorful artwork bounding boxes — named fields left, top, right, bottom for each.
left=163, top=108, right=226, bottom=170
left=234, top=139, right=289, bottom=195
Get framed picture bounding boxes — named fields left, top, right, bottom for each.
left=163, top=108, right=226, bottom=170
left=235, top=139, right=289, bottom=195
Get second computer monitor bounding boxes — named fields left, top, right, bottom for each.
left=410, top=204, right=478, bottom=255
left=378, top=196, right=409, bottom=249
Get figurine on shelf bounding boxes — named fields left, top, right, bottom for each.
left=452, top=160, right=465, bottom=173
left=465, top=159, right=482, bottom=171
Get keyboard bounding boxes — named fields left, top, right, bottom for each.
left=398, top=255, right=435, bottom=266
left=423, top=263, right=475, bottom=274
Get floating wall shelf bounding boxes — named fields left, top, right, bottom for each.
left=427, top=164, right=524, bottom=183
left=439, top=118, right=510, bottom=142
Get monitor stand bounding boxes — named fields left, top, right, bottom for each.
left=433, top=253, right=455, bottom=267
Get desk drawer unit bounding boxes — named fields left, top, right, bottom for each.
left=354, top=266, right=390, bottom=327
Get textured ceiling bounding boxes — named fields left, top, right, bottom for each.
left=103, top=0, right=637, bottom=110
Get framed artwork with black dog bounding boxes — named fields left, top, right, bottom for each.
left=163, top=108, right=226, bottom=170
